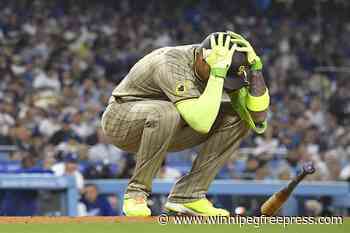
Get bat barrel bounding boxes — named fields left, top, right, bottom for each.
left=260, top=162, right=316, bottom=216
left=260, top=190, right=289, bottom=216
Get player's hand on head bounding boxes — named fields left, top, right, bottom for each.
left=226, top=31, right=263, bottom=71
left=226, top=31, right=247, bottom=40
left=203, top=32, right=237, bottom=78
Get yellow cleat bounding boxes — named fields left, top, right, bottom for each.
left=164, top=198, right=230, bottom=216
left=123, top=196, right=151, bottom=216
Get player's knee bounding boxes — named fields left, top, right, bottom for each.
left=100, top=105, right=113, bottom=136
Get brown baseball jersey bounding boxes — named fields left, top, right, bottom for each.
left=112, top=45, right=230, bottom=103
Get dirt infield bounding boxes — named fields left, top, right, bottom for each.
left=0, top=216, right=158, bottom=224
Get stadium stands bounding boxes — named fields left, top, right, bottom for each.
left=1, top=0, right=350, bottom=216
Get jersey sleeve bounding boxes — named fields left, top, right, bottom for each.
left=155, top=50, right=201, bottom=103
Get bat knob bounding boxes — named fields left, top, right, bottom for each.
left=302, top=162, right=315, bottom=174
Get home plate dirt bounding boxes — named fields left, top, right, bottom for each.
left=0, top=217, right=158, bottom=224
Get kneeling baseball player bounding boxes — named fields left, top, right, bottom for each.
left=101, top=31, right=269, bottom=216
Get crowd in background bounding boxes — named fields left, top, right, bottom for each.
left=1, top=0, right=350, bottom=215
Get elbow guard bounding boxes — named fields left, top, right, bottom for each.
left=246, top=88, right=270, bottom=112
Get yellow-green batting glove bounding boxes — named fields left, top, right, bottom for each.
left=203, top=32, right=237, bottom=78
left=226, top=31, right=263, bottom=71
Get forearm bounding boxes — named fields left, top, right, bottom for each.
left=176, top=75, right=223, bottom=134
left=249, top=70, right=266, bottom=96
left=247, top=70, right=269, bottom=123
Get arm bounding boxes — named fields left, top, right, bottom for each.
left=176, top=74, right=223, bottom=134
left=227, top=70, right=269, bottom=134
left=176, top=33, right=236, bottom=134
left=227, top=31, right=269, bottom=133
left=247, top=70, right=269, bottom=124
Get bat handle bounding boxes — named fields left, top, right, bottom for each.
left=288, top=162, right=315, bottom=189
left=288, top=162, right=315, bottom=190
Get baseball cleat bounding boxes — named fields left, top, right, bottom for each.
left=123, top=196, right=151, bottom=216
left=164, top=198, right=230, bottom=216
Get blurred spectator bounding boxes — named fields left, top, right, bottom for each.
left=340, top=164, right=350, bottom=181
left=241, top=156, right=261, bottom=180
left=253, top=127, right=279, bottom=155
left=33, top=68, right=61, bottom=91
left=49, top=116, right=80, bottom=146
left=79, top=184, right=115, bottom=216
left=87, top=127, right=126, bottom=164
left=116, top=153, right=136, bottom=179
left=51, top=153, right=84, bottom=190
left=304, top=200, right=323, bottom=216
left=83, top=161, right=117, bottom=179
left=156, top=160, right=181, bottom=180
left=0, top=100, right=15, bottom=145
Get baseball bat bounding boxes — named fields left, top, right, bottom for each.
left=260, top=162, right=315, bottom=216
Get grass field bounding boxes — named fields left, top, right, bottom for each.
left=0, top=217, right=348, bottom=233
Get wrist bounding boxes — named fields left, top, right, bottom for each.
left=209, top=73, right=225, bottom=84
left=250, top=56, right=263, bottom=71
left=246, top=88, right=269, bottom=112
left=210, top=67, right=227, bottom=78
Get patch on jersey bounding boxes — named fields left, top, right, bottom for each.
left=175, top=80, right=191, bottom=96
